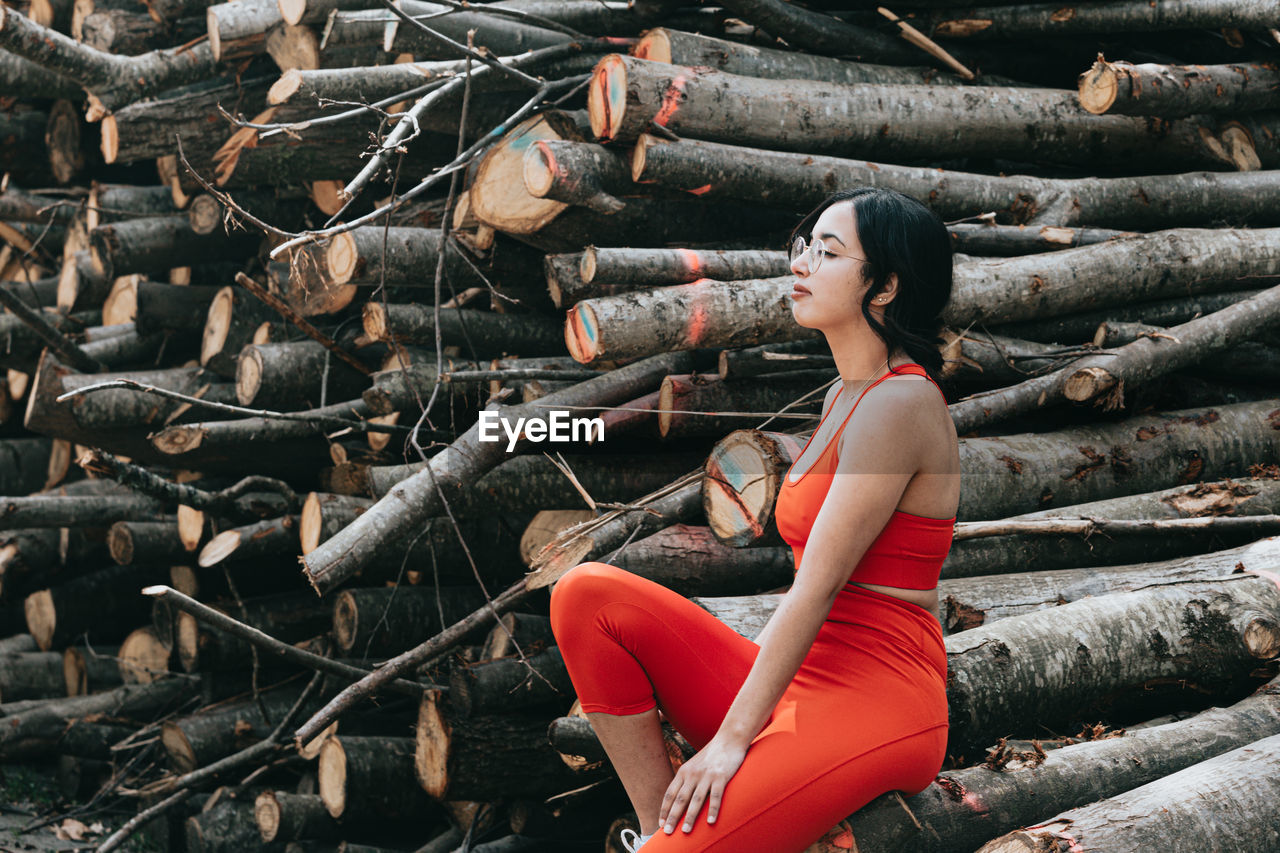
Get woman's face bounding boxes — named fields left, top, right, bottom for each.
left=789, top=201, right=879, bottom=332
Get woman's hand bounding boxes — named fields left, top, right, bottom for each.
left=658, top=735, right=749, bottom=835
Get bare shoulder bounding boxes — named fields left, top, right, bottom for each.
left=839, top=373, right=955, bottom=460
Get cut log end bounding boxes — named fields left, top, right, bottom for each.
left=207, top=6, right=223, bottom=61
left=197, top=529, right=242, bottom=567
left=119, top=626, right=170, bottom=684
left=298, top=720, right=336, bottom=760
left=564, top=303, right=600, bottom=364
left=254, top=791, right=282, bottom=842
left=1078, top=58, right=1119, bottom=115
left=177, top=504, right=204, bottom=551
left=324, top=231, right=358, bottom=285
left=300, top=491, right=323, bottom=555
left=235, top=347, right=265, bottom=406
left=46, top=100, right=83, bottom=184
left=579, top=246, right=599, bottom=284
left=332, top=589, right=358, bottom=653
left=152, top=425, right=207, bottom=455
left=188, top=195, right=222, bottom=236
left=1240, top=613, right=1280, bottom=659
left=107, top=521, right=135, bottom=565
left=161, top=719, right=198, bottom=773
left=633, top=28, right=672, bottom=64
left=24, top=589, right=56, bottom=651
left=308, top=180, right=344, bottom=216
left=176, top=610, right=199, bottom=672
left=414, top=691, right=450, bottom=799
left=318, top=737, right=347, bottom=818
left=266, top=24, right=320, bottom=72
left=100, top=115, right=119, bottom=164
left=279, top=0, right=307, bottom=26
left=631, top=133, right=660, bottom=182
left=362, top=301, right=389, bottom=341
left=63, top=647, right=87, bottom=696
left=269, top=68, right=305, bottom=106
left=522, top=142, right=557, bottom=198
left=1219, top=124, right=1261, bottom=172
left=201, top=286, right=235, bottom=366
left=102, top=276, right=139, bottom=326
left=1064, top=366, right=1117, bottom=402
left=657, top=375, right=676, bottom=438
left=587, top=54, right=627, bottom=143
left=56, top=257, right=80, bottom=312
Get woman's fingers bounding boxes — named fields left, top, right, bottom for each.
left=659, top=769, right=690, bottom=829
left=706, top=779, right=725, bottom=825
left=680, top=779, right=712, bottom=832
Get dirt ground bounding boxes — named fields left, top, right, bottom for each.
left=0, top=763, right=156, bottom=853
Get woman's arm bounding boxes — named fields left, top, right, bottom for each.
left=657, top=386, right=928, bottom=835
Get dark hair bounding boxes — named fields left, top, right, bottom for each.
left=790, top=188, right=953, bottom=387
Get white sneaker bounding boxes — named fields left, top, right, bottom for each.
left=620, top=828, right=651, bottom=852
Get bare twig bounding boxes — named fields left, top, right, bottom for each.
left=953, top=515, right=1280, bottom=541
left=378, top=0, right=543, bottom=89
left=233, top=272, right=372, bottom=376
left=57, top=379, right=407, bottom=435
left=77, top=448, right=299, bottom=519
left=141, top=586, right=431, bottom=696
left=0, top=287, right=104, bottom=372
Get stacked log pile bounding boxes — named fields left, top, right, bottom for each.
left=2, top=0, right=1280, bottom=849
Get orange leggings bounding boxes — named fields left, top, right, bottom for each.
left=549, top=563, right=949, bottom=852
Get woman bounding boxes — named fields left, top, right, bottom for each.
left=549, top=188, right=960, bottom=851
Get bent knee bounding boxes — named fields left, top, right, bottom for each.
left=549, top=562, right=629, bottom=633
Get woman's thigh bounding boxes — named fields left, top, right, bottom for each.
left=639, top=713, right=948, bottom=852
left=550, top=562, right=761, bottom=749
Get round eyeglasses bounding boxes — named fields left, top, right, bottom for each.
left=789, top=236, right=869, bottom=273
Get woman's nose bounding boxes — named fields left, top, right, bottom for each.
left=790, top=252, right=810, bottom=277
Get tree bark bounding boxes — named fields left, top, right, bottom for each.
left=333, top=586, right=489, bottom=658
left=480, top=612, right=553, bottom=661
left=994, top=289, right=1260, bottom=345
left=634, top=26, right=997, bottom=86
left=947, top=222, right=1131, bottom=256
left=254, top=790, right=339, bottom=843
left=235, top=340, right=372, bottom=409
left=201, top=285, right=278, bottom=378
left=613, top=523, right=793, bottom=596
left=522, top=139, right=632, bottom=214
left=301, top=352, right=700, bottom=593
left=100, top=77, right=270, bottom=164
left=108, top=519, right=187, bottom=565
left=0, top=495, right=164, bottom=531
left=933, top=0, right=1280, bottom=41
left=175, top=592, right=331, bottom=672
left=162, top=684, right=319, bottom=772
left=939, top=329, right=1086, bottom=388
left=0, top=438, right=55, bottom=499
left=944, top=478, right=1280, bottom=579
left=631, top=134, right=1280, bottom=229
left=0, top=675, right=196, bottom=759
left=978, top=730, right=1280, bottom=853
left=710, top=0, right=920, bottom=63
left=448, top=646, right=572, bottom=717
left=0, top=50, right=82, bottom=99
left=581, top=246, right=789, bottom=288
left=0, top=5, right=221, bottom=116
left=323, top=225, right=508, bottom=292
left=24, top=563, right=166, bottom=650
left=363, top=302, right=565, bottom=357
left=319, top=734, right=431, bottom=819
left=133, top=281, right=220, bottom=335
left=414, top=689, right=588, bottom=801
left=658, top=370, right=830, bottom=439
left=63, top=640, right=124, bottom=695
left=565, top=276, right=814, bottom=364
left=0, top=651, right=65, bottom=703
left=1080, top=57, right=1280, bottom=119
left=944, top=573, right=1280, bottom=757
left=196, top=516, right=298, bottom=568
left=946, top=228, right=1280, bottom=327
left=90, top=215, right=260, bottom=281
left=949, top=285, right=1280, bottom=432
left=593, top=55, right=1255, bottom=171
left=80, top=8, right=204, bottom=54
left=149, top=398, right=376, bottom=463
left=842, top=673, right=1280, bottom=853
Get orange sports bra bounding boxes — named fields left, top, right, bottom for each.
left=774, top=363, right=955, bottom=591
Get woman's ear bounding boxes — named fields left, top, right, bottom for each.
left=873, top=273, right=900, bottom=306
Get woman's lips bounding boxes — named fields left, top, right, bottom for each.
left=791, top=284, right=810, bottom=296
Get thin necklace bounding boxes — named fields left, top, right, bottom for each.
left=791, top=357, right=890, bottom=482
left=839, top=357, right=891, bottom=402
